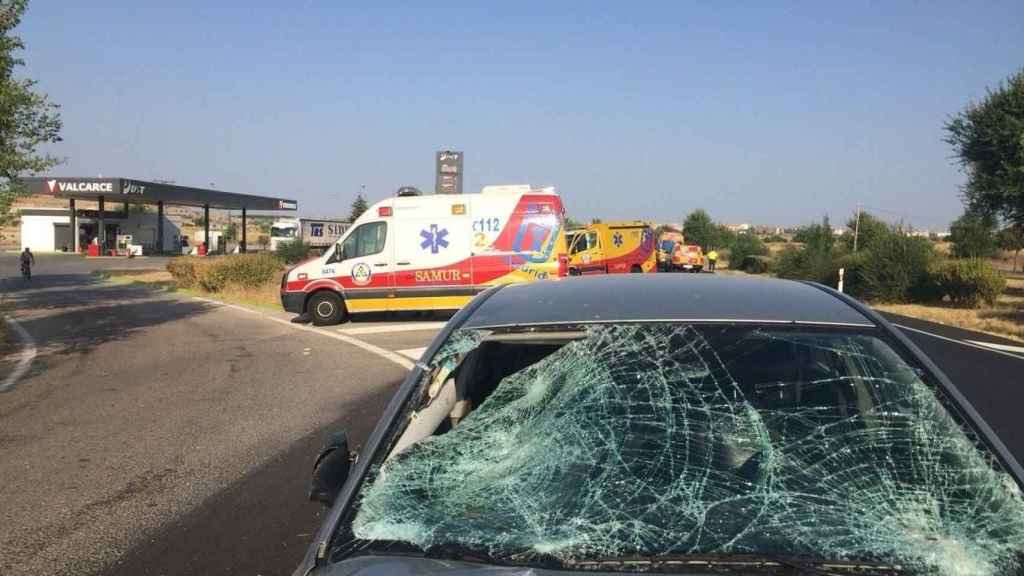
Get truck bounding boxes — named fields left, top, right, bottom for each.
left=657, top=230, right=684, bottom=272
left=566, top=220, right=657, bottom=275
left=655, top=230, right=705, bottom=272
left=269, top=217, right=351, bottom=252
left=280, top=185, right=568, bottom=325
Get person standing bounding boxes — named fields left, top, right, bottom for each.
left=706, top=248, right=718, bottom=273
left=20, top=247, right=35, bottom=279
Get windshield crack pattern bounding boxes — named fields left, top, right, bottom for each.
left=352, top=325, right=1024, bottom=576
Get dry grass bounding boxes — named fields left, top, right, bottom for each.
left=94, top=268, right=284, bottom=311
left=873, top=276, right=1024, bottom=343
left=206, top=274, right=284, bottom=310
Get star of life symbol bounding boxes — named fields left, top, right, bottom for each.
left=420, top=224, right=449, bottom=254
left=613, top=232, right=624, bottom=247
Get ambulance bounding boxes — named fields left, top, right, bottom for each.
left=280, top=185, right=567, bottom=325
left=566, top=221, right=657, bottom=275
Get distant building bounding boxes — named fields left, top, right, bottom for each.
left=751, top=225, right=784, bottom=236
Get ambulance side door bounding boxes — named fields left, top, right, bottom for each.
left=327, top=219, right=394, bottom=308
left=576, top=230, right=605, bottom=274
left=393, top=214, right=473, bottom=295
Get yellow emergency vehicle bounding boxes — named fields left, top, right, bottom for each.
left=567, top=221, right=657, bottom=275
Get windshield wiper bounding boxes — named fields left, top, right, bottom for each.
left=564, top=554, right=905, bottom=575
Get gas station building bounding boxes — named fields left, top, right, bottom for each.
left=19, top=177, right=297, bottom=254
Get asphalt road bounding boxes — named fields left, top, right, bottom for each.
left=2, top=254, right=1022, bottom=576
left=880, top=312, right=1024, bottom=464
left=0, top=254, right=439, bottom=576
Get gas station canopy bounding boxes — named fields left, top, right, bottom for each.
left=22, top=177, right=297, bottom=211
left=21, top=176, right=297, bottom=255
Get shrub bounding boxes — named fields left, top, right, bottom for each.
left=728, top=234, right=769, bottom=270
left=763, top=234, right=788, bottom=243
left=832, top=251, right=870, bottom=297
left=740, top=255, right=773, bottom=274
left=856, top=235, right=935, bottom=303
left=775, top=245, right=835, bottom=285
left=930, top=259, right=1005, bottom=307
left=166, top=258, right=199, bottom=288
left=276, top=240, right=312, bottom=264
left=197, top=253, right=284, bottom=292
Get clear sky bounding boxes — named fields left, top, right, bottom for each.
left=16, top=1, right=1024, bottom=229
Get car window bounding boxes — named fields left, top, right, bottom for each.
left=569, top=233, right=588, bottom=254
left=344, top=323, right=1024, bottom=575
left=339, top=221, right=386, bottom=260
left=587, top=231, right=598, bottom=250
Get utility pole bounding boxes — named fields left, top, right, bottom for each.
left=853, top=205, right=862, bottom=252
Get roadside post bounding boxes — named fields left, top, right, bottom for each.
left=838, top=267, right=845, bottom=293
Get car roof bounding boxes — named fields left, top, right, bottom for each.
left=462, top=274, right=875, bottom=329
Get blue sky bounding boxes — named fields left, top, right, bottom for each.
left=17, top=1, right=1024, bottom=229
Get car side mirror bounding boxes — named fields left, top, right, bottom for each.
left=326, top=250, right=341, bottom=264
left=309, top=431, right=354, bottom=507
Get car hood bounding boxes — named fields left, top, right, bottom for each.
left=315, top=556, right=718, bottom=576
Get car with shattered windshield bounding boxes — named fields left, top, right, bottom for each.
left=295, top=275, right=1024, bottom=576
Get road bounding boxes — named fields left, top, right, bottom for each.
left=1, top=254, right=1022, bottom=576
left=0, top=254, right=441, bottom=576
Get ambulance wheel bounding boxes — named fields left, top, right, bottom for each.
left=308, top=292, right=346, bottom=326
left=569, top=268, right=581, bottom=276
left=631, top=265, right=643, bottom=273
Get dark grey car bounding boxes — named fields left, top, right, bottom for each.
left=294, top=275, right=1024, bottom=576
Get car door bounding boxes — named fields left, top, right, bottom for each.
left=575, top=230, right=605, bottom=274
left=332, top=220, right=394, bottom=311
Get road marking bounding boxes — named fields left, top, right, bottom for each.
left=337, top=322, right=446, bottom=336
left=893, top=323, right=1024, bottom=361
left=397, top=347, right=427, bottom=360
left=967, top=340, right=1024, bottom=354
left=191, top=297, right=415, bottom=370
left=2, top=315, right=38, bottom=392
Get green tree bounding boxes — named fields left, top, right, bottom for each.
left=728, top=233, right=768, bottom=270
left=349, top=193, right=369, bottom=221
left=564, top=215, right=582, bottom=229
left=223, top=222, right=238, bottom=241
left=945, top=69, right=1024, bottom=227
left=793, top=215, right=835, bottom=252
left=843, top=211, right=891, bottom=252
left=949, top=208, right=998, bottom=258
left=0, top=0, right=63, bottom=230
left=714, top=224, right=737, bottom=250
left=682, top=209, right=716, bottom=250
left=997, top=225, right=1024, bottom=272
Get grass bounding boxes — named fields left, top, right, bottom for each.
left=872, top=275, right=1024, bottom=343
left=93, top=269, right=284, bottom=312
left=713, top=254, right=1024, bottom=343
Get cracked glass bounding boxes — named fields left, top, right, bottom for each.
left=348, top=324, right=1024, bottom=576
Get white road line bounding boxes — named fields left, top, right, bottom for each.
left=893, top=323, right=1024, bottom=361
left=337, top=322, right=446, bottom=336
left=191, top=297, right=414, bottom=370
left=2, top=315, right=38, bottom=392
left=967, top=340, right=1024, bottom=354
left=397, top=347, right=428, bottom=360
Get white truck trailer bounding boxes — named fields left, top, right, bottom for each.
left=270, top=217, right=351, bottom=252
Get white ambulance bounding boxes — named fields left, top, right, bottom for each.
left=280, top=186, right=568, bottom=325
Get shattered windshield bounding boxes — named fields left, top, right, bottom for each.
left=347, top=324, right=1024, bottom=575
